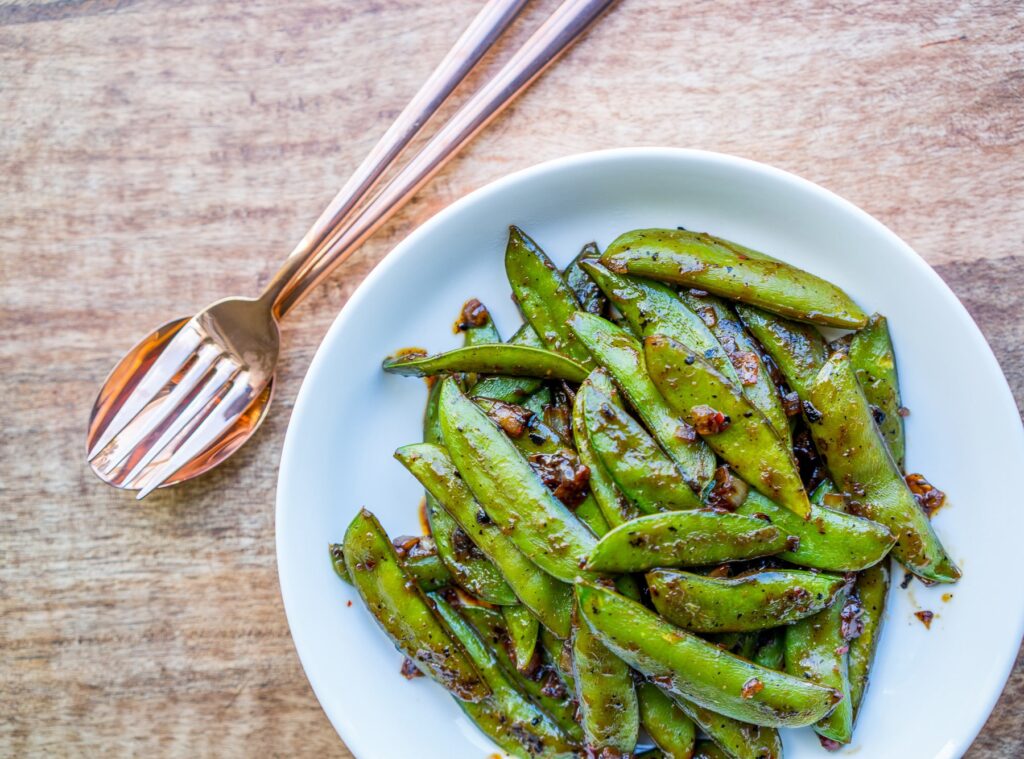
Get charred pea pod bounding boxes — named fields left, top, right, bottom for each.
left=678, top=292, right=790, bottom=444
left=575, top=582, right=842, bottom=728
left=580, top=381, right=700, bottom=513
left=674, top=697, right=782, bottom=759
left=849, top=314, right=905, bottom=469
left=586, top=510, right=788, bottom=573
left=784, top=583, right=854, bottom=744
left=733, top=304, right=827, bottom=398
left=568, top=312, right=715, bottom=496
left=600, top=228, right=867, bottom=329
left=752, top=630, right=785, bottom=671
left=383, top=344, right=589, bottom=383
left=342, top=509, right=489, bottom=702
left=395, top=443, right=572, bottom=637
left=505, top=225, right=594, bottom=366
left=645, top=334, right=810, bottom=517
left=635, top=682, right=697, bottom=759
left=432, top=594, right=581, bottom=757
left=735, top=491, right=896, bottom=572
left=564, top=241, right=607, bottom=315
left=647, top=569, right=848, bottom=633
left=329, top=539, right=451, bottom=591
left=502, top=604, right=540, bottom=672
left=571, top=602, right=639, bottom=756
left=805, top=353, right=959, bottom=583
left=849, top=561, right=890, bottom=716
left=438, top=379, right=600, bottom=585
left=471, top=323, right=545, bottom=403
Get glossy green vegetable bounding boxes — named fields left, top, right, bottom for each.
left=580, top=381, right=699, bottom=513
left=432, top=595, right=580, bottom=757
left=671, top=695, right=782, bottom=759
left=576, top=582, right=842, bottom=727
left=734, top=305, right=827, bottom=398
left=568, top=312, right=714, bottom=495
left=458, top=299, right=501, bottom=346
left=540, top=627, right=576, bottom=694
left=471, top=323, right=544, bottom=402
left=383, top=344, right=588, bottom=383
left=564, top=241, right=607, bottom=315
left=679, top=292, right=789, bottom=443
left=601, top=228, right=867, bottom=328
left=753, top=630, right=785, bottom=671
left=586, top=510, right=787, bottom=572
left=849, top=561, right=890, bottom=715
left=635, top=682, right=697, bottom=759
left=502, top=605, right=540, bottom=672
left=395, top=443, right=572, bottom=637
left=645, top=335, right=810, bottom=517
left=438, top=379, right=599, bottom=584
left=571, top=604, right=639, bottom=755
left=329, top=540, right=451, bottom=591
left=805, top=353, right=959, bottom=583
left=506, top=226, right=593, bottom=366
left=784, top=583, right=854, bottom=743
left=648, top=569, right=847, bottom=633
left=735, top=491, right=896, bottom=572
left=523, top=384, right=553, bottom=417
left=692, top=739, right=731, bottom=759
left=849, top=314, right=905, bottom=469
left=342, top=509, right=488, bottom=702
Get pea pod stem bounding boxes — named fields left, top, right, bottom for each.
left=383, top=344, right=589, bottom=383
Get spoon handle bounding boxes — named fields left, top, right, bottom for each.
left=266, top=0, right=616, bottom=319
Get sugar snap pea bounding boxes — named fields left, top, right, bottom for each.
left=671, top=695, right=782, bottom=759
left=805, top=352, right=959, bottom=583
left=645, top=335, right=810, bottom=517
left=580, top=381, right=699, bottom=513
left=586, top=510, right=788, bottom=572
left=784, top=583, right=854, bottom=743
left=734, top=304, right=826, bottom=398
left=692, top=739, right=731, bottom=759
left=540, top=626, right=577, bottom=694
left=635, top=682, right=697, bottom=759
left=753, top=630, right=785, bottom=671
left=342, top=509, right=489, bottom=702
left=438, top=379, right=599, bottom=584
left=571, top=603, right=639, bottom=756
left=735, top=491, right=896, bottom=572
left=506, top=225, right=593, bottom=366
left=679, top=292, right=790, bottom=443
left=564, top=241, right=607, bottom=315
left=383, top=344, right=589, bottom=383
left=601, top=228, right=867, bottom=328
left=568, top=312, right=715, bottom=495
left=471, top=323, right=545, bottom=402
left=395, top=443, right=572, bottom=637
left=849, top=314, right=905, bottom=469
left=329, top=539, right=451, bottom=591
left=648, top=568, right=847, bottom=633
left=849, top=561, right=890, bottom=716
left=502, top=604, right=540, bottom=672
left=576, top=582, right=842, bottom=727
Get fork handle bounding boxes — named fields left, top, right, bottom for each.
left=266, top=0, right=616, bottom=319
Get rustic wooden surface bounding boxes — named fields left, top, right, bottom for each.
left=2, top=0, right=1022, bottom=756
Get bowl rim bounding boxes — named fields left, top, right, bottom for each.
left=276, top=146, right=1024, bottom=759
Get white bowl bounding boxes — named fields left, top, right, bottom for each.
left=276, top=148, right=1024, bottom=759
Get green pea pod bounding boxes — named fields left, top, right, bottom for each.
left=576, top=582, right=841, bottom=728
left=810, top=478, right=837, bottom=505
left=679, top=292, right=790, bottom=443
left=586, top=510, right=787, bottom=573
left=692, top=738, right=731, bottom=759
left=784, top=583, right=854, bottom=743
left=458, top=299, right=502, bottom=346
left=645, top=335, right=810, bottom=517
left=571, top=603, right=639, bottom=755
left=432, top=595, right=580, bottom=758
left=672, top=695, right=782, bottom=759
left=849, top=314, right=905, bottom=469
left=523, top=384, right=553, bottom=417
left=395, top=443, right=572, bottom=637
left=329, top=540, right=451, bottom=591
left=648, top=568, right=847, bottom=633
left=601, top=228, right=867, bottom=329
left=582, top=259, right=741, bottom=386
left=383, top=344, right=589, bottom=383
left=564, top=241, right=607, bottom=315
left=472, top=323, right=545, bottom=402
left=568, top=312, right=715, bottom=495
left=849, top=561, right=890, bottom=716
left=438, top=378, right=599, bottom=584
left=735, top=491, right=895, bottom=572
left=734, top=304, right=827, bottom=398
left=580, top=381, right=699, bottom=513
left=506, top=225, right=593, bottom=366
left=342, top=509, right=489, bottom=702
left=753, top=630, right=785, bottom=671
left=635, top=682, right=697, bottom=759
left=502, top=605, right=540, bottom=672
left=540, top=626, right=577, bottom=694
left=805, top=353, right=959, bottom=583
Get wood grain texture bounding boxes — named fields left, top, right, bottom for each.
left=1, top=0, right=1021, bottom=756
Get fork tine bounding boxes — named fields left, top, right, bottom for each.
left=87, top=323, right=206, bottom=461
left=134, top=376, right=256, bottom=499
left=119, top=359, right=241, bottom=490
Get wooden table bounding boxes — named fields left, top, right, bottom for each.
left=2, top=0, right=1021, bottom=755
